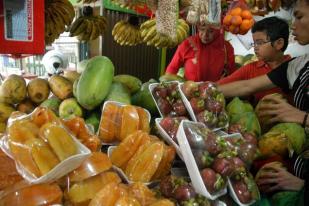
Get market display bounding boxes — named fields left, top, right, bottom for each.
left=0, top=0, right=307, bottom=205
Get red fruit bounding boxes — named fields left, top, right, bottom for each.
left=173, top=100, right=187, bottom=116
left=233, top=180, right=252, bottom=204
left=182, top=81, right=199, bottom=99
left=160, top=117, right=174, bottom=132
left=193, top=149, right=214, bottom=169
left=201, top=168, right=225, bottom=194
left=242, top=132, right=258, bottom=145
left=173, top=184, right=196, bottom=201
left=212, top=157, right=234, bottom=177
left=190, top=97, right=206, bottom=114
left=205, top=98, right=223, bottom=114
left=157, top=98, right=172, bottom=115
left=198, top=82, right=218, bottom=98
left=196, top=111, right=218, bottom=128
left=203, top=130, right=222, bottom=155
left=228, top=124, right=243, bottom=134
left=160, top=176, right=174, bottom=198
left=231, top=157, right=246, bottom=168
left=238, top=142, right=258, bottom=165
left=153, top=85, right=168, bottom=99
left=167, top=83, right=178, bottom=98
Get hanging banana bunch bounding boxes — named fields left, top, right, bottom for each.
left=69, top=6, right=108, bottom=42
left=45, top=0, right=75, bottom=45
left=112, top=16, right=142, bottom=46
left=77, top=0, right=98, bottom=3
left=140, top=18, right=190, bottom=48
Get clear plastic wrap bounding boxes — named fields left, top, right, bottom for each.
left=176, top=120, right=228, bottom=200
left=0, top=107, right=91, bottom=184
left=108, top=133, right=176, bottom=185
left=63, top=116, right=102, bottom=152
left=97, top=101, right=151, bottom=144
left=179, top=81, right=229, bottom=129
left=0, top=180, right=63, bottom=206
left=149, top=81, right=190, bottom=118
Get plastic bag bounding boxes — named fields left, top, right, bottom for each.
left=63, top=116, right=102, bottom=152
left=222, top=0, right=254, bottom=35
left=0, top=180, right=63, bottom=206
left=64, top=154, right=122, bottom=206
left=0, top=107, right=91, bottom=183
left=207, top=0, right=221, bottom=27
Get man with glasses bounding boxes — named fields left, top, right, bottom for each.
left=217, top=16, right=291, bottom=104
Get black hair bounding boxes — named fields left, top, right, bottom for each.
left=252, top=16, right=289, bottom=52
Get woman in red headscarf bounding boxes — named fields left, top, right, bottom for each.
left=165, top=24, right=236, bottom=81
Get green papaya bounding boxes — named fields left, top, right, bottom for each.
left=113, top=74, right=142, bottom=94
left=226, top=97, right=254, bottom=116
left=76, top=56, right=114, bottom=110
left=40, top=97, right=61, bottom=116
left=131, top=79, right=159, bottom=116
left=73, top=77, right=79, bottom=98
left=230, top=112, right=261, bottom=137
left=105, top=82, right=131, bottom=104
left=159, top=74, right=185, bottom=82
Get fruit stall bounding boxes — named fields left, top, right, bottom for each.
left=0, top=0, right=307, bottom=206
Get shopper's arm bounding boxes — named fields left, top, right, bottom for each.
left=258, top=96, right=309, bottom=125
left=218, top=74, right=275, bottom=98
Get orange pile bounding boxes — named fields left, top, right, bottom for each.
left=223, top=7, right=254, bottom=35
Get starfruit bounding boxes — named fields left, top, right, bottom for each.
left=39, top=123, right=78, bottom=161
left=136, top=107, right=150, bottom=133
left=8, top=120, right=41, bottom=177
left=128, top=183, right=157, bottom=206
left=84, top=135, right=101, bottom=152
left=99, top=103, right=121, bottom=143
left=111, top=131, right=148, bottom=168
left=31, top=107, right=59, bottom=127
left=151, top=145, right=176, bottom=180
left=125, top=141, right=165, bottom=182
left=119, top=105, right=140, bottom=141
left=115, top=195, right=141, bottom=206
left=26, top=138, right=60, bottom=175
left=69, top=152, right=112, bottom=182
left=89, top=182, right=128, bottom=206
left=67, top=171, right=121, bottom=205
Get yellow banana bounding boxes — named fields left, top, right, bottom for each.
left=140, top=18, right=156, bottom=31
left=143, top=25, right=157, bottom=42
left=112, top=21, right=125, bottom=36
left=70, top=17, right=85, bottom=36
left=89, top=20, right=100, bottom=40
left=178, top=19, right=190, bottom=33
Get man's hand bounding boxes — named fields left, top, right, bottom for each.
left=256, top=163, right=304, bottom=193
left=257, top=95, right=305, bottom=124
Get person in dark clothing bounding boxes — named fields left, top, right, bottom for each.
left=218, top=0, right=309, bottom=204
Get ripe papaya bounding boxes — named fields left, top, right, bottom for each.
left=76, top=56, right=114, bottom=110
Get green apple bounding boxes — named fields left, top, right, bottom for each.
left=59, top=98, right=83, bottom=119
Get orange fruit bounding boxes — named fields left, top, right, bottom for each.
left=223, top=14, right=233, bottom=26
left=229, top=25, right=240, bottom=34
left=230, top=7, right=242, bottom=16
left=231, top=15, right=243, bottom=26
left=241, top=10, right=253, bottom=19
left=240, top=19, right=252, bottom=33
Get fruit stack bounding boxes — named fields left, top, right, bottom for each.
left=223, top=6, right=254, bottom=35
left=110, top=131, right=176, bottom=183
left=159, top=175, right=215, bottom=205
left=150, top=81, right=190, bottom=118
left=98, top=101, right=150, bottom=143
left=159, top=116, right=188, bottom=143
left=180, top=81, right=228, bottom=129
left=5, top=107, right=85, bottom=180
left=177, top=121, right=260, bottom=203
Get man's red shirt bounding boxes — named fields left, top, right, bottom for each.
left=217, top=55, right=291, bottom=101
left=166, top=34, right=236, bottom=82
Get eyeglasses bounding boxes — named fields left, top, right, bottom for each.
left=250, top=41, right=271, bottom=47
